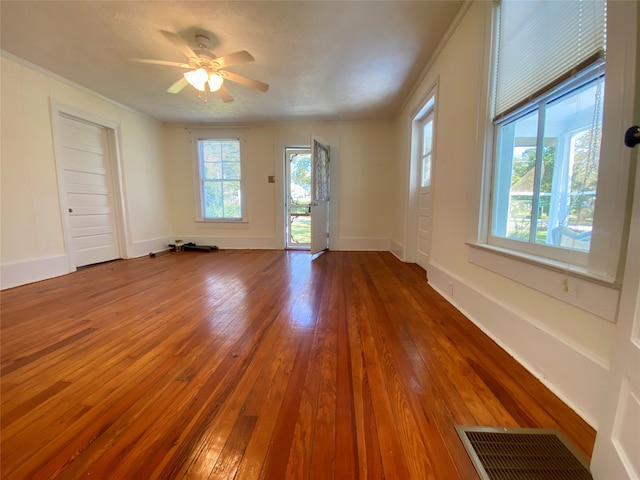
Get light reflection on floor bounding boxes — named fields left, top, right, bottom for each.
left=195, top=251, right=322, bottom=332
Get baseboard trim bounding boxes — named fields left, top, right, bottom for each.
left=427, top=261, right=608, bottom=428
left=1, top=254, right=72, bottom=290
left=390, top=239, right=405, bottom=261
left=173, top=235, right=278, bottom=250
left=168, top=235, right=391, bottom=252
left=129, top=237, right=174, bottom=258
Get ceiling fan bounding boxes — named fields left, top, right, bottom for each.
left=131, top=31, right=269, bottom=103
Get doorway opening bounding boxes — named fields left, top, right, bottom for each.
left=285, top=147, right=311, bottom=249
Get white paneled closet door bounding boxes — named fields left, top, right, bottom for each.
left=59, top=114, right=120, bottom=267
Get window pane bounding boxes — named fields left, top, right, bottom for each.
left=535, top=80, right=602, bottom=251
left=222, top=181, right=241, bottom=218
left=221, top=141, right=240, bottom=161
left=422, top=119, right=433, bottom=155
left=492, top=110, right=539, bottom=241
left=203, top=181, right=223, bottom=218
left=202, top=141, right=221, bottom=162
left=203, top=162, right=222, bottom=180
left=222, top=161, right=241, bottom=180
left=421, top=154, right=431, bottom=188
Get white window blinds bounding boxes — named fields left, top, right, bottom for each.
left=493, top=0, right=607, bottom=119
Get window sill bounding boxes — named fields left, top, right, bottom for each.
left=467, top=242, right=620, bottom=322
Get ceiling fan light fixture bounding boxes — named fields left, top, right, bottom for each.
left=184, top=68, right=208, bottom=91
left=208, top=73, right=224, bottom=92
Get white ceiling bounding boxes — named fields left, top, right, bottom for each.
left=0, top=1, right=463, bottom=124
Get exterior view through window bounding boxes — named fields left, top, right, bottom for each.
left=421, top=116, right=434, bottom=188
left=492, top=75, right=603, bottom=252
left=197, top=138, right=243, bottom=220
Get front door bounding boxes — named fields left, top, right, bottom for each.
left=58, top=114, right=120, bottom=267
left=310, top=137, right=330, bottom=255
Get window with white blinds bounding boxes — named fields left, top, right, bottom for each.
left=493, top=0, right=607, bottom=120
left=471, top=0, right=637, bottom=318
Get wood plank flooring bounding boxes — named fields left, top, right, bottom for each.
left=0, top=250, right=595, bottom=479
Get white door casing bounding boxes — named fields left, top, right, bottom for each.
left=311, top=137, right=330, bottom=255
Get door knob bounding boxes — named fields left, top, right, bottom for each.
left=624, top=125, right=640, bottom=148
left=68, top=208, right=73, bottom=213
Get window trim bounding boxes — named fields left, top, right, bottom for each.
left=468, top=0, right=637, bottom=321
left=191, top=130, right=248, bottom=223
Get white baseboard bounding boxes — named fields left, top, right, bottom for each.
left=390, top=239, right=405, bottom=261
left=169, top=235, right=391, bottom=252
left=129, top=237, right=174, bottom=258
left=1, top=254, right=72, bottom=290
left=173, top=235, right=278, bottom=250
left=427, top=261, right=608, bottom=428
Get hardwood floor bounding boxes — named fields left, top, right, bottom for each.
left=0, top=250, right=595, bottom=479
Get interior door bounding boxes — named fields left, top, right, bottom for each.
left=416, top=113, right=434, bottom=270
left=59, top=114, right=120, bottom=267
left=310, top=137, right=330, bottom=254
left=590, top=144, right=640, bottom=479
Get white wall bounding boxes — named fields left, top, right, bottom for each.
left=393, top=2, right=618, bottom=427
left=0, top=55, right=173, bottom=288
left=164, top=122, right=394, bottom=251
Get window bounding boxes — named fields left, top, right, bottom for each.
left=192, top=132, right=246, bottom=221
left=471, top=0, right=637, bottom=319
left=491, top=70, right=604, bottom=264
left=486, top=0, right=609, bottom=267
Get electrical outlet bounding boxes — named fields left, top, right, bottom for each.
left=561, top=277, right=578, bottom=297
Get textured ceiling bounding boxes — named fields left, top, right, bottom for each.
left=0, top=1, right=463, bottom=124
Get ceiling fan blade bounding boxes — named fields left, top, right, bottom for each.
left=130, top=58, right=191, bottom=68
left=194, top=48, right=217, bottom=59
left=216, top=85, right=234, bottom=103
left=160, top=30, right=197, bottom=58
left=167, top=77, right=189, bottom=94
left=215, top=51, right=255, bottom=69
left=222, top=71, right=269, bottom=92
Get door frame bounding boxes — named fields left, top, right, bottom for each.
left=284, top=146, right=312, bottom=249
left=275, top=135, right=340, bottom=250
left=406, top=80, right=439, bottom=265
left=50, top=101, right=128, bottom=270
